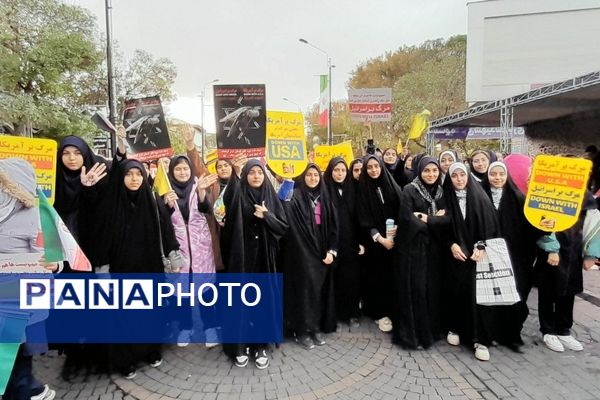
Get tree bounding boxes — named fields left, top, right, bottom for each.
left=0, top=0, right=178, bottom=141
left=306, top=35, right=469, bottom=155
left=0, top=0, right=102, bottom=137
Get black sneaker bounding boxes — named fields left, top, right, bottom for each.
left=124, top=366, right=137, bottom=380
left=234, top=347, right=249, bottom=368
left=254, top=348, right=269, bottom=369
left=296, top=334, right=315, bottom=350
left=312, top=332, right=326, bottom=346
left=148, top=358, right=163, bottom=368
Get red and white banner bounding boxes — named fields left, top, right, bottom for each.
left=348, top=88, right=392, bottom=122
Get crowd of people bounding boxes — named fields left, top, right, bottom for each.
left=2, top=127, right=600, bottom=400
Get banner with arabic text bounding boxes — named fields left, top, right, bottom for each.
left=0, top=135, right=57, bottom=204
left=348, top=88, right=392, bottom=122
left=524, top=155, right=591, bottom=232
left=214, top=84, right=266, bottom=159
left=122, top=96, right=172, bottom=162
left=313, top=141, right=354, bottom=172
left=266, top=111, right=308, bottom=178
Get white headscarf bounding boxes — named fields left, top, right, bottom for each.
left=439, top=150, right=457, bottom=163
left=488, top=161, right=507, bottom=210
left=0, top=158, right=37, bottom=223
left=449, top=163, right=469, bottom=219
left=448, top=162, right=468, bottom=177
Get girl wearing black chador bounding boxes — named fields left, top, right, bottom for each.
left=282, top=164, right=338, bottom=350
left=323, top=158, right=363, bottom=329
left=356, top=155, right=402, bottom=333
left=444, top=162, right=499, bottom=361
left=392, top=156, right=450, bottom=350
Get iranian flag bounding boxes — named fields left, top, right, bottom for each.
left=36, top=189, right=92, bottom=271
left=319, top=75, right=329, bottom=126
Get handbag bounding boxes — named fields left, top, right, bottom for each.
left=151, top=192, right=183, bottom=273
left=475, top=238, right=521, bottom=306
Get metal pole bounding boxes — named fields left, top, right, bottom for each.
left=328, top=57, right=332, bottom=145
left=200, top=87, right=205, bottom=161
left=105, top=0, right=117, bottom=156
left=298, top=39, right=333, bottom=144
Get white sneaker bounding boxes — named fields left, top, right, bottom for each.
left=447, top=332, right=460, bottom=346
left=204, top=328, right=220, bottom=348
left=177, top=329, right=192, bottom=347
left=557, top=335, right=584, bottom=351
left=31, top=385, right=56, bottom=400
left=543, top=334, right=565, bottom=352
left=377, top=317, right=393, bottom=332
left=474, top=343, right=490, bottom=361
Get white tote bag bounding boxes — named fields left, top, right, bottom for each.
left=475, top=238, right=521, bottom=306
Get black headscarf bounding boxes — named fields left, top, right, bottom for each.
left=55, top=136, right=103, bottom=219
left=287, top=164, right=337, bottom=257
left=236, top=159, right=283, bottom=219
left=416, top=156, right=442, bottom=190
left=222, top=159, right=288, bottom=273
left=444, top=162, right=499, bottom=256
left=105, top=159, right=164, bottom=272
left=323, top=157, right=356, bottom=211
left=349, top=158, right=363, bottom=184
left=168, top=155, right=195, bottom=222
left=469, top=149, right=497, bottom=183
left=357, top=155, right=402, bottom=234
left=382, top=148, right=399, bottom=173
left=410, top=156, right=444, bottom=215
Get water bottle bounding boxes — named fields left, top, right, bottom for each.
left=278, top=179, right=295, bottom=201
left=385, top=219, right=395, bottom=239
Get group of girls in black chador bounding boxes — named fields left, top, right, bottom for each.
left=6, top=126, right=595, bottom=396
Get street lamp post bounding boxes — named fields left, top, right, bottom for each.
left=282, top=97, right=302, bottom=113
left=200, top=79, right=219, bottom=161
left=104, top=0, right=117, bottom=156
left=299, top=38, right=333, bottom=145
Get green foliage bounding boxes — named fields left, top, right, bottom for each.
left=0, top=0, right=177, bottom=141
left=166, top=120, right=188, bottom=156
left=0, top=0, right=102, bottom=136
left=306, top=35, right=470, bottom=155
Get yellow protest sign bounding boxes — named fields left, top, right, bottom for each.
left=206, top=149, right=218, bottom=175
left=313, top=141, right=354, bottom=172
left=0, top=135, right=57, bottom=204
left=524, top=155, right=592, bottom=232
left=266, top=111, right=308, bottom=178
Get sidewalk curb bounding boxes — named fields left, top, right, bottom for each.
left=577, top=290, right=600, bottom=307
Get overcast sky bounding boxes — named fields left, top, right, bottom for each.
left=69, top=0, right=467, bottom=130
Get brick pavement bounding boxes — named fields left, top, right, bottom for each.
left=27, top=289, right=600, bottom=400
left=580, top=269, right=600, bottom=307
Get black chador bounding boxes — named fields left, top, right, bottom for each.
left=392, top=157, right=449, bottom=349
left=482, top=161, right=542, bottom=348
left=282, top=164, right=338, bottom=336
left=221, top=159, right=288, bottom=274
left=323, top=157, right=362, bottom=323
left=444, top=162, right=499, bottom=348
left=102, top=158, right=179, bottom=376
left=55, top=136, right=111, bottom=267
left=356, top=155, right=402, bottom=321
left=221, top=160, right=289, bottom=361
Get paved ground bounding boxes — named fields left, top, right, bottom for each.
left=28, top=280, right=600, bottom=400
left=580, top=268, right=600, bottom=307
